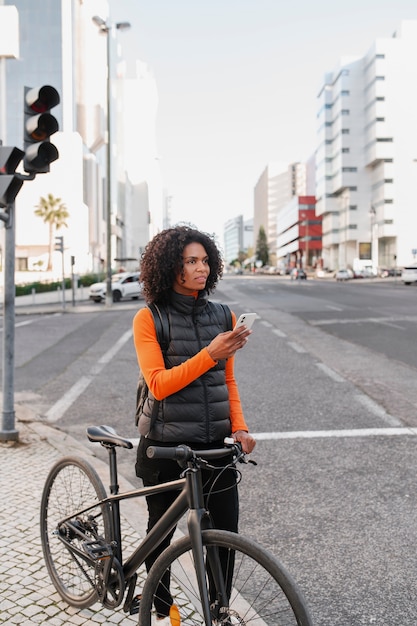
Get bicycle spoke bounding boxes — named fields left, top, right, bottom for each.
left=139, top=530, right=312, bottom=626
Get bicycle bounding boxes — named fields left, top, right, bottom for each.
left=40, top=424, right=313, bottom=625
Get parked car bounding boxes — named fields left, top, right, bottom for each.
left=89, top=272, right=143, bottom=303
left=335, top=269, right=352, bottom=281
left=402, top=265, right=417, bottom=285
left=379, top=268, right=402, bottom=278
left=290, top=268, right=307, bottom=280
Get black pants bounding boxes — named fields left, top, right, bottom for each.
left=136, top=437, right=239, bottom=617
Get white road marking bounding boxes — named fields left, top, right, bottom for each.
left=46, top=329, right=133, bottom=422
left=128, top=427, right=417, bottom=448
left=310, top=315, right=417, bottom=326
left=288, top=341, right=307, bottom=353
left=272, top=329, right=287, bottom=338
left=252, top=428, right=417, bottom=440
left=315, top=363, right=346, bottom=382
left=356, top=395, right=401, bottom=426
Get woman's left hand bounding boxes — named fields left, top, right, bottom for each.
left=232, top=430, right=256, bottom=454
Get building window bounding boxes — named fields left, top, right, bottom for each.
left=16, top=257, right=28, bottom=271
left=341, top=129, right=350, bottom=134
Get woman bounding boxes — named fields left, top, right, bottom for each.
left=133, top=225, right=256, bottom=624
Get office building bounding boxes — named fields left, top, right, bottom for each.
left=1, top=0, right=160, bottom=279
left=223, top=215, right=253, bottom=265
left=254, top=162, right=306, bottom=264
left=276, top=196, right=322, bottom=270
left=316, top=20, right=417, bottom=272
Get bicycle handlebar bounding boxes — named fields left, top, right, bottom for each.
left=146, top=442, right=241, bottom=462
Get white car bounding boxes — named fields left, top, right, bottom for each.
left=335, top=269, right=352, bottom=281
left=89, top=272, right=143, bottom=303
left=402, top=266, right=417, bottom=285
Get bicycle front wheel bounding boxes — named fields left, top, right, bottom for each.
left=138, top=529, right=313, bottom=625
left=40, top=456, right=111, bottom=609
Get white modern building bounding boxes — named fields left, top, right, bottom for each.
left=316, top=20, right=417, bottom=272
left=223, top=215, right=253, bottom=265
left=254, top=162, right=306, bottom=264
left=1, top=0, right=162, bottom=282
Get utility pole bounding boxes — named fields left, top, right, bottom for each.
left=0, top=86, right=61, bottom=441
left=1, top=199, right=18, bottom=440
left=92, top=16, right=131, bottom=308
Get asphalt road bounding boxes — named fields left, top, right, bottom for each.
left=3, top=275, right=417, bottom=625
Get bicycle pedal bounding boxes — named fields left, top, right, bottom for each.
left=129, top=594, right=141, bottom=615
left=83, top=538, right=113, bottom=560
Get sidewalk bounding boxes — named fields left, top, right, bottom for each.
left=1, top=289, right=139, bottom=316
left=0, top=407, right=149, bottom=625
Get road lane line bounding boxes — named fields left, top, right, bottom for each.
left=46, top=329, right=133, bottom=422
left=315, top=363, right=346, bottom=382
left=288, top=342, right=307, bottom=353
left=252, top=428, right=417, bottom=440
left=356, top=394, right=401, bottom=426
left=128, top=427, right=417, bottom=447
left=273, top=329, right=287, bottom=338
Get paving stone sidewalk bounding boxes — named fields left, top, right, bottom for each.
left=0, top=416, right=148, bottom=625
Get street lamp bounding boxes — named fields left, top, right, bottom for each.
left=92, top=15, right=130, bottom=307
left=369, top=205, right=376, bottom=272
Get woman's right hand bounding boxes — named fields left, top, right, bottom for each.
left=206, top=326, right=252, bottom=361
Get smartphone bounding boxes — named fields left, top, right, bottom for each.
left=233, top=313, right=257, bottom=331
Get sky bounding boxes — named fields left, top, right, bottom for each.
left=110, top=0, right=417, bottom=240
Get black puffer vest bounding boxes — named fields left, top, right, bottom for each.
left=138, top=290, right=232, bottom=443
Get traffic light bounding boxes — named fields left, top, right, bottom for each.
left=23, top=85, right=60, bottom=174
left=0, top=145, right=24, bottom=208
left=55, top=236, right=64, bottom=253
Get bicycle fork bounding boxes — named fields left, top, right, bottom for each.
left=186, top=467, right=228, bottom=625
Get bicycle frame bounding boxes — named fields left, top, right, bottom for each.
left=58, top=442, right=228, bottom=622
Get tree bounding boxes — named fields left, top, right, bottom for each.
left=34, top=194, right=69, bottom=271
left=256, top=225, right=269, bottom=266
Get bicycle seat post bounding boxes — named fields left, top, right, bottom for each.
left=106, top=445, right=119, bottom=495
left=105, top=444, right=123, bottom=563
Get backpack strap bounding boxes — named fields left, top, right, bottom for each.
left=147, top=302, right=170, bottom=353
left=144, top=303, right=170, bottom=436
left=216, top=303, right=233, bottom=331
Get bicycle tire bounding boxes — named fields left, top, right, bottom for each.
left=40, top=456, right=111, bottom=609
left=138, top=529, right=313, bottom=625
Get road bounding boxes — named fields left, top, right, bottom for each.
left=3, top=275, right=417, bottom=625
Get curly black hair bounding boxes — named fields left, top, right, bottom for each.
left=140, top=225, right=224, bottom=303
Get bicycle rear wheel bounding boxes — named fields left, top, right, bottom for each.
left=40, top=456, right=111, bottom=609
left=138, top=529, right=313, bottom=625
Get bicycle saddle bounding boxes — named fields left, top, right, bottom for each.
left=87, top=425, right=133, bottom=449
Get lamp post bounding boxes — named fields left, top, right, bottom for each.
left=369, top=205, right=376, bottom=272
left=92, top=15, right=130, bottom=307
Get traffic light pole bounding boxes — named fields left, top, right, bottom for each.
left=0, top=84, right=61, bottom=441
left=0, top=200, right=18, bottom=441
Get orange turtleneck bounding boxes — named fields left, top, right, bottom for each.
left=132, top=305, right=248, bottom=433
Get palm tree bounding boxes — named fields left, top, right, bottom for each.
left=34, top=194, right=69, bottom=271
